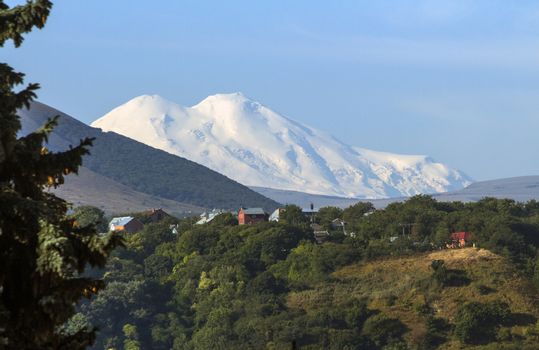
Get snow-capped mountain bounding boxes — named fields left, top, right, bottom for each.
left=91, top=93, right=472, bottom=198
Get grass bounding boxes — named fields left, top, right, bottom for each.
left=286, top=248, right=539, bottom=349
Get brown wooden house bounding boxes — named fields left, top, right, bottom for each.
left=238, top=207, right=268, bottom=225
left=143, top=208, right=170, bottom=223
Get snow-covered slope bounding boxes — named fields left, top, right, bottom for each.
left=91, top=93, right=472, bottom=198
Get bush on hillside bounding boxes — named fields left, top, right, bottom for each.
left=454, top=301, right=510, bottom=344
left=361, top=313, right=408, bottom=348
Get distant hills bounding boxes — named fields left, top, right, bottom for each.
left=251, top=186, right=361, bottom=209
left=91, top=93, right=472, bottom=198
left=255, top=175, right=539, bottom=209
left=19, top=102, right=279, bottom=213
left=433, top=175, right=539, bottom=202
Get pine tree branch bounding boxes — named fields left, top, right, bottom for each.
left=0, top=0, right=53, bottom=47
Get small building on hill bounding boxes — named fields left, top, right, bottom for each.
left=143, top=208, right=170, bottom=223
left=170, top=224, right=179, bottom=235
left=269, top=206, right=318, bottom=223
left=449, top=231, right=472, bottom=248
left=302, top=207, right=318, bottom=223
left=238, top=207, right=268, bottom=225
left=389, top=236, right=400, bottom=243
left=109, top=216, right=144, bottom=233
left=311, top=223, right=329, bottom=244
left=196, top=209, right=227, bottom=225
left=331, top=218, right=351, bottom=236
left=269, top=208, right=286, bottom=222
left=331, top=218, right=345, bottom=229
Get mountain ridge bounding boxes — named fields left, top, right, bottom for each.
left=92, top=93, right=472, bottom=199
left=19, top=101, right=279, bottom=211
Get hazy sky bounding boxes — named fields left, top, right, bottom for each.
left=5, top=0, right=539, bottom=181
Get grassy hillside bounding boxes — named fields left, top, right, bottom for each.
left=19, top=102, right=279, bottom=211
left=52, top=167, right=204, bottom=216
left=289, top=248, right=539, bottom=349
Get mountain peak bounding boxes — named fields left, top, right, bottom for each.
left=191, top=92, right=262, bottom=115
left=124, top=94, right=165, bottom=103
left=202, top=91, right=248, bottom=101
left=113, top=93, right=257, bottom=114
left=91, top=93, right=472, bottom=198
left=192, top=92, right=260, bottom=111
left=123, top=94, right=178, bottom=110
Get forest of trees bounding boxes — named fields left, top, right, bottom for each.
left=69, top=196, right=539, bottom=349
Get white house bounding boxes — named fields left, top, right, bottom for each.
left=196, top=209, right=227, bottom=225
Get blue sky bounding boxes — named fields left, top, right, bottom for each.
left=5, top=0, right=539, bottom=181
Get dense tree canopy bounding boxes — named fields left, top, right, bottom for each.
left=71, top=206, right=108, bottom=233
left=76, top=196, right=539, bottom=349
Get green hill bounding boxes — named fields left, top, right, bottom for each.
left=19, top=102, right=279, bottom=211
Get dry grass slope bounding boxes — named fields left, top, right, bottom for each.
left=287, top=248, right=539, bottom=349
left=51, top=167, right=204, bottom=215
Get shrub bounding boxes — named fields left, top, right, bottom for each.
left=454, top=301, right=510, bottom=344
left=430, top=260, right=470, bottom=288
left=422, top=316, right=448, bottom=349
left=475, top=284, right=495, bottom=295
left=361, top=313, right=408, bottom=348
left=343, top=299, right=371, bottom=329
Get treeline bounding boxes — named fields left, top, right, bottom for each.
left=68, top=196, right=539, bottom=349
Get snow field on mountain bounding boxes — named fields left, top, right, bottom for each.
left=91, top=93, right=472, bottom=198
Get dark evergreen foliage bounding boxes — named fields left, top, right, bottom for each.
left=0, top=2, right=122, bottom=348
left=71, top=205, right=108, bottom=233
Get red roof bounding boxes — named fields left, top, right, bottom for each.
left=451, top=231, right=471, bottom=240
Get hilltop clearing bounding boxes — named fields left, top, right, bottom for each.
left=289, top=248, right=539, bottom=349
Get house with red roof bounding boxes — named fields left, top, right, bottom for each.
left=448, top=231, right=472, bottom=248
